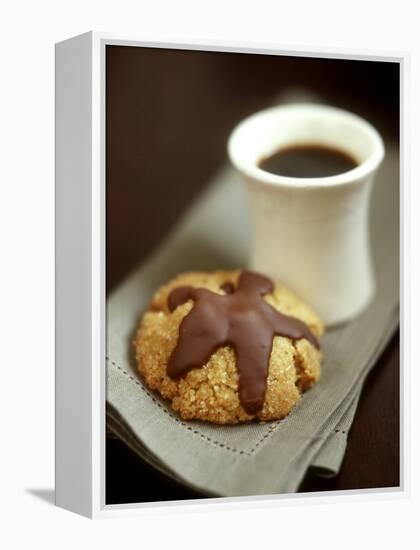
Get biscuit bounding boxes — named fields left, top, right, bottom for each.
left=135, top=270, right=323, bottom=424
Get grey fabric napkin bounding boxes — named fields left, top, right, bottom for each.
left=106, top=144, right=399, bottom=497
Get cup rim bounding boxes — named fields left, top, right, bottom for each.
left=227, top=103, right=385, bottom=189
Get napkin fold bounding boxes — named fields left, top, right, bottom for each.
left=106, top=142, right=399, bottom=497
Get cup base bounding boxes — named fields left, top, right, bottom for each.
left=321, top=285, right=376, bottom=329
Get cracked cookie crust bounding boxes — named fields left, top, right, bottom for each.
left=135, top=270, right=324, bottom=424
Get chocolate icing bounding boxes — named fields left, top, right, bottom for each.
left=167, top=271, right=319, bottom=415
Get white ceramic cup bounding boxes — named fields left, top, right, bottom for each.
left=228, top=103, right=385, bottom=326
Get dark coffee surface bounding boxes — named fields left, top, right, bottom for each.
left=166, top=271, right=319, bottom=415
left=259, top=144, right=358, bottom=178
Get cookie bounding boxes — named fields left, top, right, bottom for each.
left=135, top=270, right=324, bottom=424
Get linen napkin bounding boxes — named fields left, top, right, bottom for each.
left=106, top=142, right=399, bottom=497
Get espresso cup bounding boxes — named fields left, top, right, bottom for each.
left=228, top=103, right=385, bottom=326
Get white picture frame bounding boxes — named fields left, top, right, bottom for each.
left=55, top=31, right=407, bottom=519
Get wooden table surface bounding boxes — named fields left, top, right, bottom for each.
left=105, top=46, right=400, bottom=504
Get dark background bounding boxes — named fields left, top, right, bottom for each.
left=106, top=46, right=400, bottom=504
